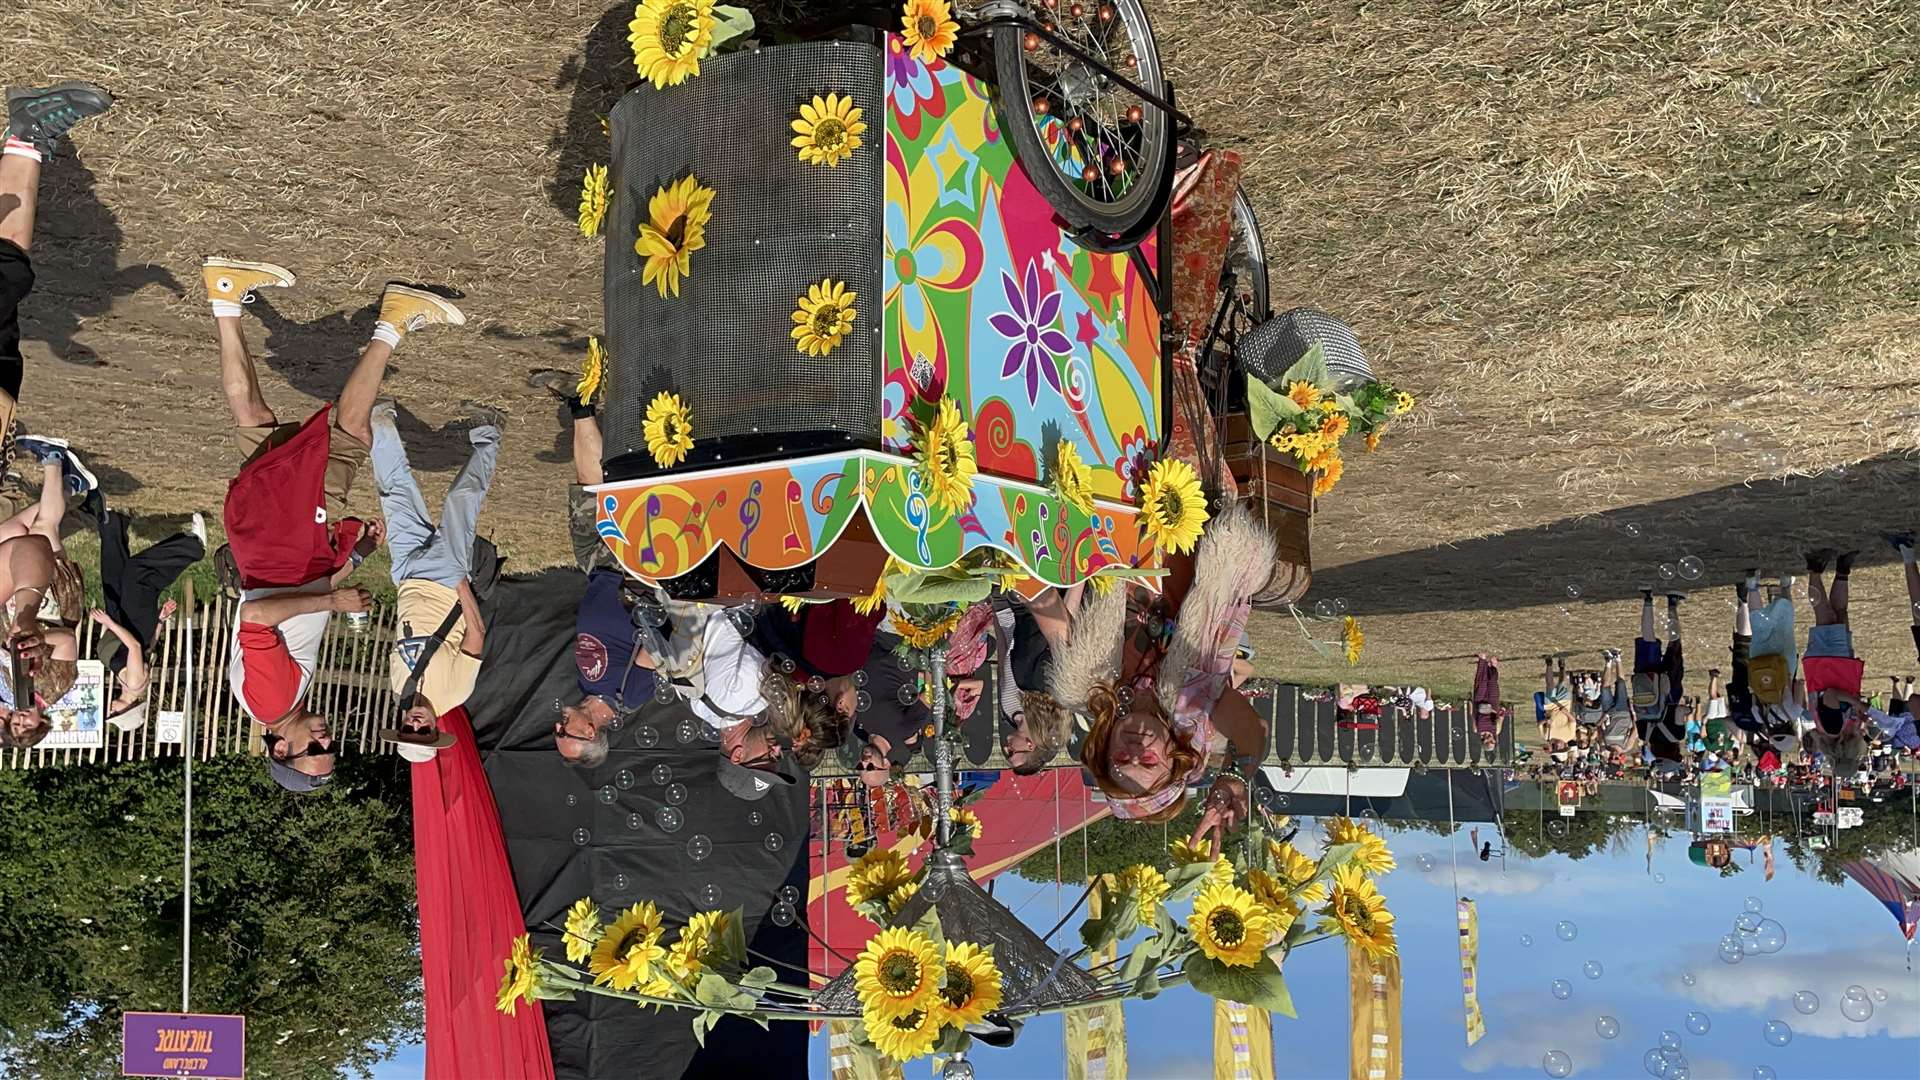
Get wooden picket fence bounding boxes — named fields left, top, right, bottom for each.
left=0, top=595, right=404, bottom=771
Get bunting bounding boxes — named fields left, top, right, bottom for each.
left=1457, top=898, right=1485, bottom=1046
left=829, top=1020, right=902, bottom=1080
left=1348, top=945, right=1403, bottom=1080
left=1066, top=879, right=1129, bottom=1079
left=1212, top=999, right=1273, bottom=1080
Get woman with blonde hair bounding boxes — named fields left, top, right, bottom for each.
left=0, top=445, right=88, bottom=748
left=1050, top=506, right=1274, bottom=827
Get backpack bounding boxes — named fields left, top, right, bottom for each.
left=1631, top=671, right=1670, bottom=721
left=1749, top=653, right=1789, bottom=705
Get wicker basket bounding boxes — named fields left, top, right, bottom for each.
left=1221, top=414, right=1312, bottom=609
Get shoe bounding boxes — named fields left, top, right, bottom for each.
left=1835, top=549, right=1859, bottom=577
left=1639, top=587, right=1655, bottom=602
left=190, top=511, right=208, bottom=548
left=79, top=487, right=105, bottom=522
left=377, top=285, right=465, bottom=335
left=4, top=82, right=112, bottom=156
left=1805, top=548, right=1834, bottom=573
left=203, top=257, right=296, bottom=306
left=14, top=435, right=96, bottom=496
left=458, top=400, right=508, bottom=431
left=526, top=368, right=582, bottom=400
left=1666, top=591, right=1687, bottom=605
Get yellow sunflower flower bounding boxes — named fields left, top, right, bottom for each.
left=1267, top=841, right=1327, bottom=904
left=1188, top=883, right=1275, bottom=968
left=1286, top=380, right=1322, bottom=410
left=1113, top=863, right=1170, bottom=921
left=1393, top=390, right=1415, bottom=415
left=935, top=941, right=1003, bottom=1028
left=886, top=880, right=921, bottom=915
left=1054, top=440, right=1094, bottom=515
left=1140, top=458, right=1209, bottom=555
left=667, top=909, right=736, bottom=979
left=868, top=1006, right=942, bottom=1062
left=1342, top=615, right=1364, bottom=666
left=1319, top=864, right=1397, bottom=959
left=1319, top=412, right=1350, bottom=441
left=791, top=278, right=858, bottom=357
left=635, top=174, right=715, bottom=299
left=854, top=926, right=941, bottom=1021
left=948, top=806, right=982, bottom=843
left=791, top=92, right=866, bottom=167
left=1326, top=816, right=1396, bottom=875
left=580, top=336, right=607, bottom=405
left=852, top=571, right=889, bottom=616
left=495, top=934, right=541, bottom=1015
left=1365, top=429, right=1382, bottom=453
left=590, top=900, right=666, bottom=990
left=900, top=0, right=958, bottom=62
left=628, top=0, right=717, bottom=89
left=562, top=897, right=602, bottom=964
left=915, top=397, right=977, bottom=513
left=847, top=848, right=916, bottom=911
left=1246, top=871, right=1303, bottom=941
left=578, top=163, right=609, bottom=238
left=1168, top=836, right=1212, bottom=865
left=1312, top=455, right=1344, bottom=497
left=643, top=391, right=694, bottom=467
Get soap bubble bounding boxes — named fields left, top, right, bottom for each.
left=1596, top=1016, right=1620, bottom=1039
left=1840, top=994, right=1873, bottom=1023
left=656, top=807, right=683, bottom=832
left=627, top=813, right=645, bottom=830
left=1744, top=896, right=1763, bottom=913
left=1313, top=599, right=1337, bottom=618
left=778, top=885, right=801, bottom=905
left=1555, top=920, right=1578, bottom=941
left=1718, top=935, right=1744, bottom=964
left=748, top=811, right=764, bottom=826
left=1752, top=919, right=1785, bottom=954
left=770, top=901, right=796, bottom=926
left=616, top=769, right=636, bottom=790
left=675, top=719, right=699, bottom=743
left=615, top=873, right=629, bottom=889
left=1762, top=1020, right=1791, bottom=1046
left=1642, top=1049, right=1667, bottom=1077
left=1623, top=522, right=1643, bottom=538
left=1681, top=971, right=1697, bottom=987
left=1685, top=1012, right=1710, bottom=1036
left=651, top=764, right=673, bottom=785
left=1678, top=556, right=1704, bottom=580
left=687, top=835, right=712, bottom=861
left=572, top=828, right=591, bottom=846
left=1416, top=853, right=1436, bottom=872
left=1565, top=584, right=1582, bottom=599
left=764, top=833, right=785, bottom=852
left=1736, top=929, right=1762, bottom=955
left=1655, top=873, right=1666, bottom=883
left=1734, top=912, right=1762, bottom=932
left=1551, top=979, right=1573, bottom=1000
left=1583, top=960, right=1604, bottom=980
left=1520, top=933, right=1535, bottom=947
left=1752, top=1068, right=1777, bottom=1080
left=1333, top=598, right=1350, bottom=614
left=665, top=783, right=688, bottom=805
left=698, top=883, right=722, bottom=907
left=1872, top=988, right=1888, bottom=1004
left=1542, top=1050, right=1573, bottom=1078
left=1667, top=1068, right=1690, bottom=1080
left=1844, top=984, right=1868, bottom=1000
left=1659, top=563, right=1676, bottom=580
left=634, top=726, right=659, bottom=748
left=566, top=793, right=577, bottom=806
left=1792, top=990, right=1818, bottom=1014
left=597, top=786, right=616, bottom=804
left=1660, top=1031, right=1682, bottom=1052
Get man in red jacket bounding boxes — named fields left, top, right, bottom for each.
left=212, top=255, right=467, bottom=791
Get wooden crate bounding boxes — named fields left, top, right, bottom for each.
left=1220, top=413, right=1313, bottom=608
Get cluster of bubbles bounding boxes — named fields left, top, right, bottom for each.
left=1656, top=556, right=1707, bottom=582
left=1311, top=597, right=1351, bottom=618
left=1839, top=984, right=1877, bottom=1023
left=1718, top=897, right=1785, bottom=964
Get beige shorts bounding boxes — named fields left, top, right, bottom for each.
left=234, top=417, right=368, bottom=521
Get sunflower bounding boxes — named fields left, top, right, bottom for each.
left=628, top=0, right=717, bottom=89
left=847, top=848, right=916, bottom=911
left=1245, top=871, right=1302, bottom=941
left=578, top=164, right=609, bottom=238
left=635, top=174, right=715, bottom=298
left=900, top=0, right=958, bottom=62
left=947, top=806, right=983, bottom=843
left=1168, top=836, right=1212, bottom=865
left=1188, top=883, right=1275, bottom=968
left=914, top=397, right=977, bottom=512
left=667, top=909, right=736, bottom=979
left=1267, top=841, right=1327, bottom=904
left=886, top=879, right=921, bottom=915
left=1326, top=816, right=1396, bottom=876
left=1312, top=455, right=1344, bottom=497
left=792, top=278, right=858, bottom=356
left=562, top=897, right=602, bottom=964
left=1285, top=380, right=1322, bottom=410
left=495, top=934, right=541, bottom=1015
left=854, top=926, right=941, bottom=1021
left=869, top=1006, right=943, bottom=1062
left=1273, top=429, right=1326, bottom=465
left=1364, top=429, right=1382, bottom=452
left=1307, top=448, right=1338, bottom=474
left=935, top=941, right=1003, bottom=1028
left=1393, top=390, right=1415, bottom=415
left=1319, top=864, right=1397, bottom=959
left=1140, top=458, right=1209, bottom=555
left=1054, top=440, right=1095, bottom=515
left=852, top=571, right=889, bottom=616
left=643, top=391, right=695, bottom=467
left=1319, top=412, right=1350, bottom=441
left=791, top=92, right=866, bottom=167
left=1114, top=863, right=1169, bottom=920
left=1341, top=615, right=1364, bottom=666
left=580, top=336, right=607, bottom=404
left=590, top=901, right=666, bottom=990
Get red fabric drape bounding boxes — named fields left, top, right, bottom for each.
left=412, top=707, right=555, bottom=1080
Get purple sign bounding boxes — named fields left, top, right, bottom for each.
left=122, top=1012, right=246, bottom=1079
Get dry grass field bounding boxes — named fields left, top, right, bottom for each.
left=8, top=0, right=1918, bottom=695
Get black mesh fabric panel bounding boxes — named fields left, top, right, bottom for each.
left=604, top=40, right=885, bottom=479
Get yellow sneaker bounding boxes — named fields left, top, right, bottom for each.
left=202, top=257, right=295, bottom=305
left=377, top=284, right=466, bottom=335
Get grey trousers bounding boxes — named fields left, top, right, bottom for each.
left=371, top=410, right=499, bottom=587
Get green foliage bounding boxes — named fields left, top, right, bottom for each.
left=1181, top=952, right=1295, bottom=1018
left=1501, top=809, right=1645, bottom=861
left=1244, top=376, right=1301, bottom=442
left=1782, top=799, right=1918, bottom=885
left=1011, top=803, right=1205, bottom=884
left=0, top=754, right=420, bottom=1079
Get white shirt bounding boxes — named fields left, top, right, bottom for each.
left=228, top=578, right=331, bottom=723
left=687, top=612, right=768, bottom=729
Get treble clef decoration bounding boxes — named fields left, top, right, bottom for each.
left=903, top=471, right=932, bottom=565
left=739, top=480, right=764, bottom=559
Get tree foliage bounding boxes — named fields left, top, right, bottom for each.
left=1011, top=803, right=1206, bottom=884
left=0, top=754, right=421, bottom=1078
left=1781, top=797, right=1919, bottom=886
left=1501, top=809, right=1650, bottom=862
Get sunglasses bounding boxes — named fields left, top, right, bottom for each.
left=263, top=731, right=338, bottom=761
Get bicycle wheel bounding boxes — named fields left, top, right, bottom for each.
left=1226, top=187, right=1271, bottom=322
left=991, top=0, right=1172, bottom=237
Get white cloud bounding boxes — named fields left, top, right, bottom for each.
left=1460, top=991, right=1626, bottom=1075
left=1676, top=946, right=1917, bottom=1040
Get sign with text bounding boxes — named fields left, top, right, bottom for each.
left=122, top=1012, right=245, bottom=1079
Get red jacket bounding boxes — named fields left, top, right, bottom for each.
left=223, top=406, right=363, bottom=589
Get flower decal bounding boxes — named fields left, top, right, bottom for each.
left=643, top=391, right=695, bottom=467
left=791, top=278, right=858, bottom=357
left=635, top=174, right=715, bottom=299
left=791, top=93, right=866, bottom=167
left=629, top=0, right=717, bottom=89
left=989, top=262, right=1071, bottom=406
left=577, top=164, right=609, bottom=238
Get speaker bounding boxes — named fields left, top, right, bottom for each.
left=602, top=40, right=886, bottom=481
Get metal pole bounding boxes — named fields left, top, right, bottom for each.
left=181, top=580, right=195, bottom=1014
left=928, top=643, right=952, bottom=848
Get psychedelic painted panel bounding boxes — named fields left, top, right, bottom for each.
left=881, top=35, right=1162, bottom=503
left=593, top=456, right=866, bottom=579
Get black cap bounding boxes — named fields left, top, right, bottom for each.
left=269, top=757, right=332, bottom=793
left=717, top=755, right=797, bottom=801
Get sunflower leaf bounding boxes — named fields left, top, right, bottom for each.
left=1317, top=842, right=1361, bottom=877
left=1244, top=375, right=1300, bottom=441
left=1278, top=342, right=1331, bottom=390
left=690, top=1009, right=713, bottom=1047
left=1163, top=860, right=1217, bottom=903
left=911, top=905, right=946, bottom=952
left=739, top=965, right=778, bottom=991
left=706, top=6, right=757, bottom=54
left=1181, top=951, right=1294, bottom=1016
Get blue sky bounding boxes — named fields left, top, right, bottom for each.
left=376, top=818, right=1917, bottom=1079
